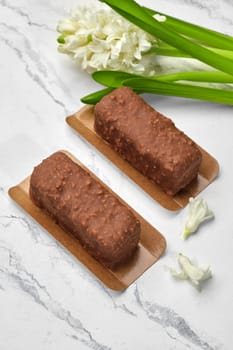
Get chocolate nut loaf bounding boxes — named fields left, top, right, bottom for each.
left=94, top=87, right=202, bottom=196
left=30, top=152, right=140, bottom=268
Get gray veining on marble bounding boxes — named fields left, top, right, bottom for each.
left=0, top=23, right=68, bottom=115
left=0, top=245, right=110, bottom=350
left=0, top=0, right=54, bottom=31
left=134, top=285, right=219, bottom=350
left=174, top=0, right=233, bottom=28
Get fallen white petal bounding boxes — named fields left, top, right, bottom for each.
left=170, top=253, right=212, bottom=290
left=182, top=197, right=214, bottom=239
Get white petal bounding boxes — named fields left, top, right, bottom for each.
left=182, top=197, right=214, bottom=239
left=170, top=253, right=212, bottom=290
left=57, top=18, right=77, bottom=34
left=153, top=14, right=167, bottom=22
left=89, top=52, right=110, bottom=69
left=169, top=267, right=188, bottom=280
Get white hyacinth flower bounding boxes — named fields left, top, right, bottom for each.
left=182, top=197, right=214, bottom=239
left=57, top=3, right=157, bottom=75
left=170, top=253, right=212, bottom=290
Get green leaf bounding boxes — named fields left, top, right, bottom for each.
left=143, top=6, right=233, bottom=50
left=92, top=71, right=140, bottom=87
left=100, top=0, right=233, bottom=76
left=80, top=87, right=115, bottom=104
left=123, top=77, right=233, bottom=105
left=148, top=46, right=191, bottom=58
left=92, top=69, right=233, bottom=85
left=149, top=46, right=233, bottom=60
left=156, top=70, right=233, bottom=83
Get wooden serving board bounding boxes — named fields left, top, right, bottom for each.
left=66, top=105, right=219, bottom=211
left=8, top=150, right=166, bottom=291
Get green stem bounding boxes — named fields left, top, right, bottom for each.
left=182, top=229, right=191, bottom=240
left=100, top=0, right=233, bottom=76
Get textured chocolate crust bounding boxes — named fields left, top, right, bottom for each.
left=29, top=152, right=140, bottom=268
left=94, top=87, right=202, bottom=196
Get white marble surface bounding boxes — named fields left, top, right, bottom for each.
left=1, top=0, right=233, bottom=349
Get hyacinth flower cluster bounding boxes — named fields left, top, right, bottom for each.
left=57, top=0, right=233, bottom=105
left=57, top=3, right=157, bottom=75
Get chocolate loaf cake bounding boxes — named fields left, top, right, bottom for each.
left=94, top=87, right=202, bottom=196
left=30, top=152, right=140, bottom=268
